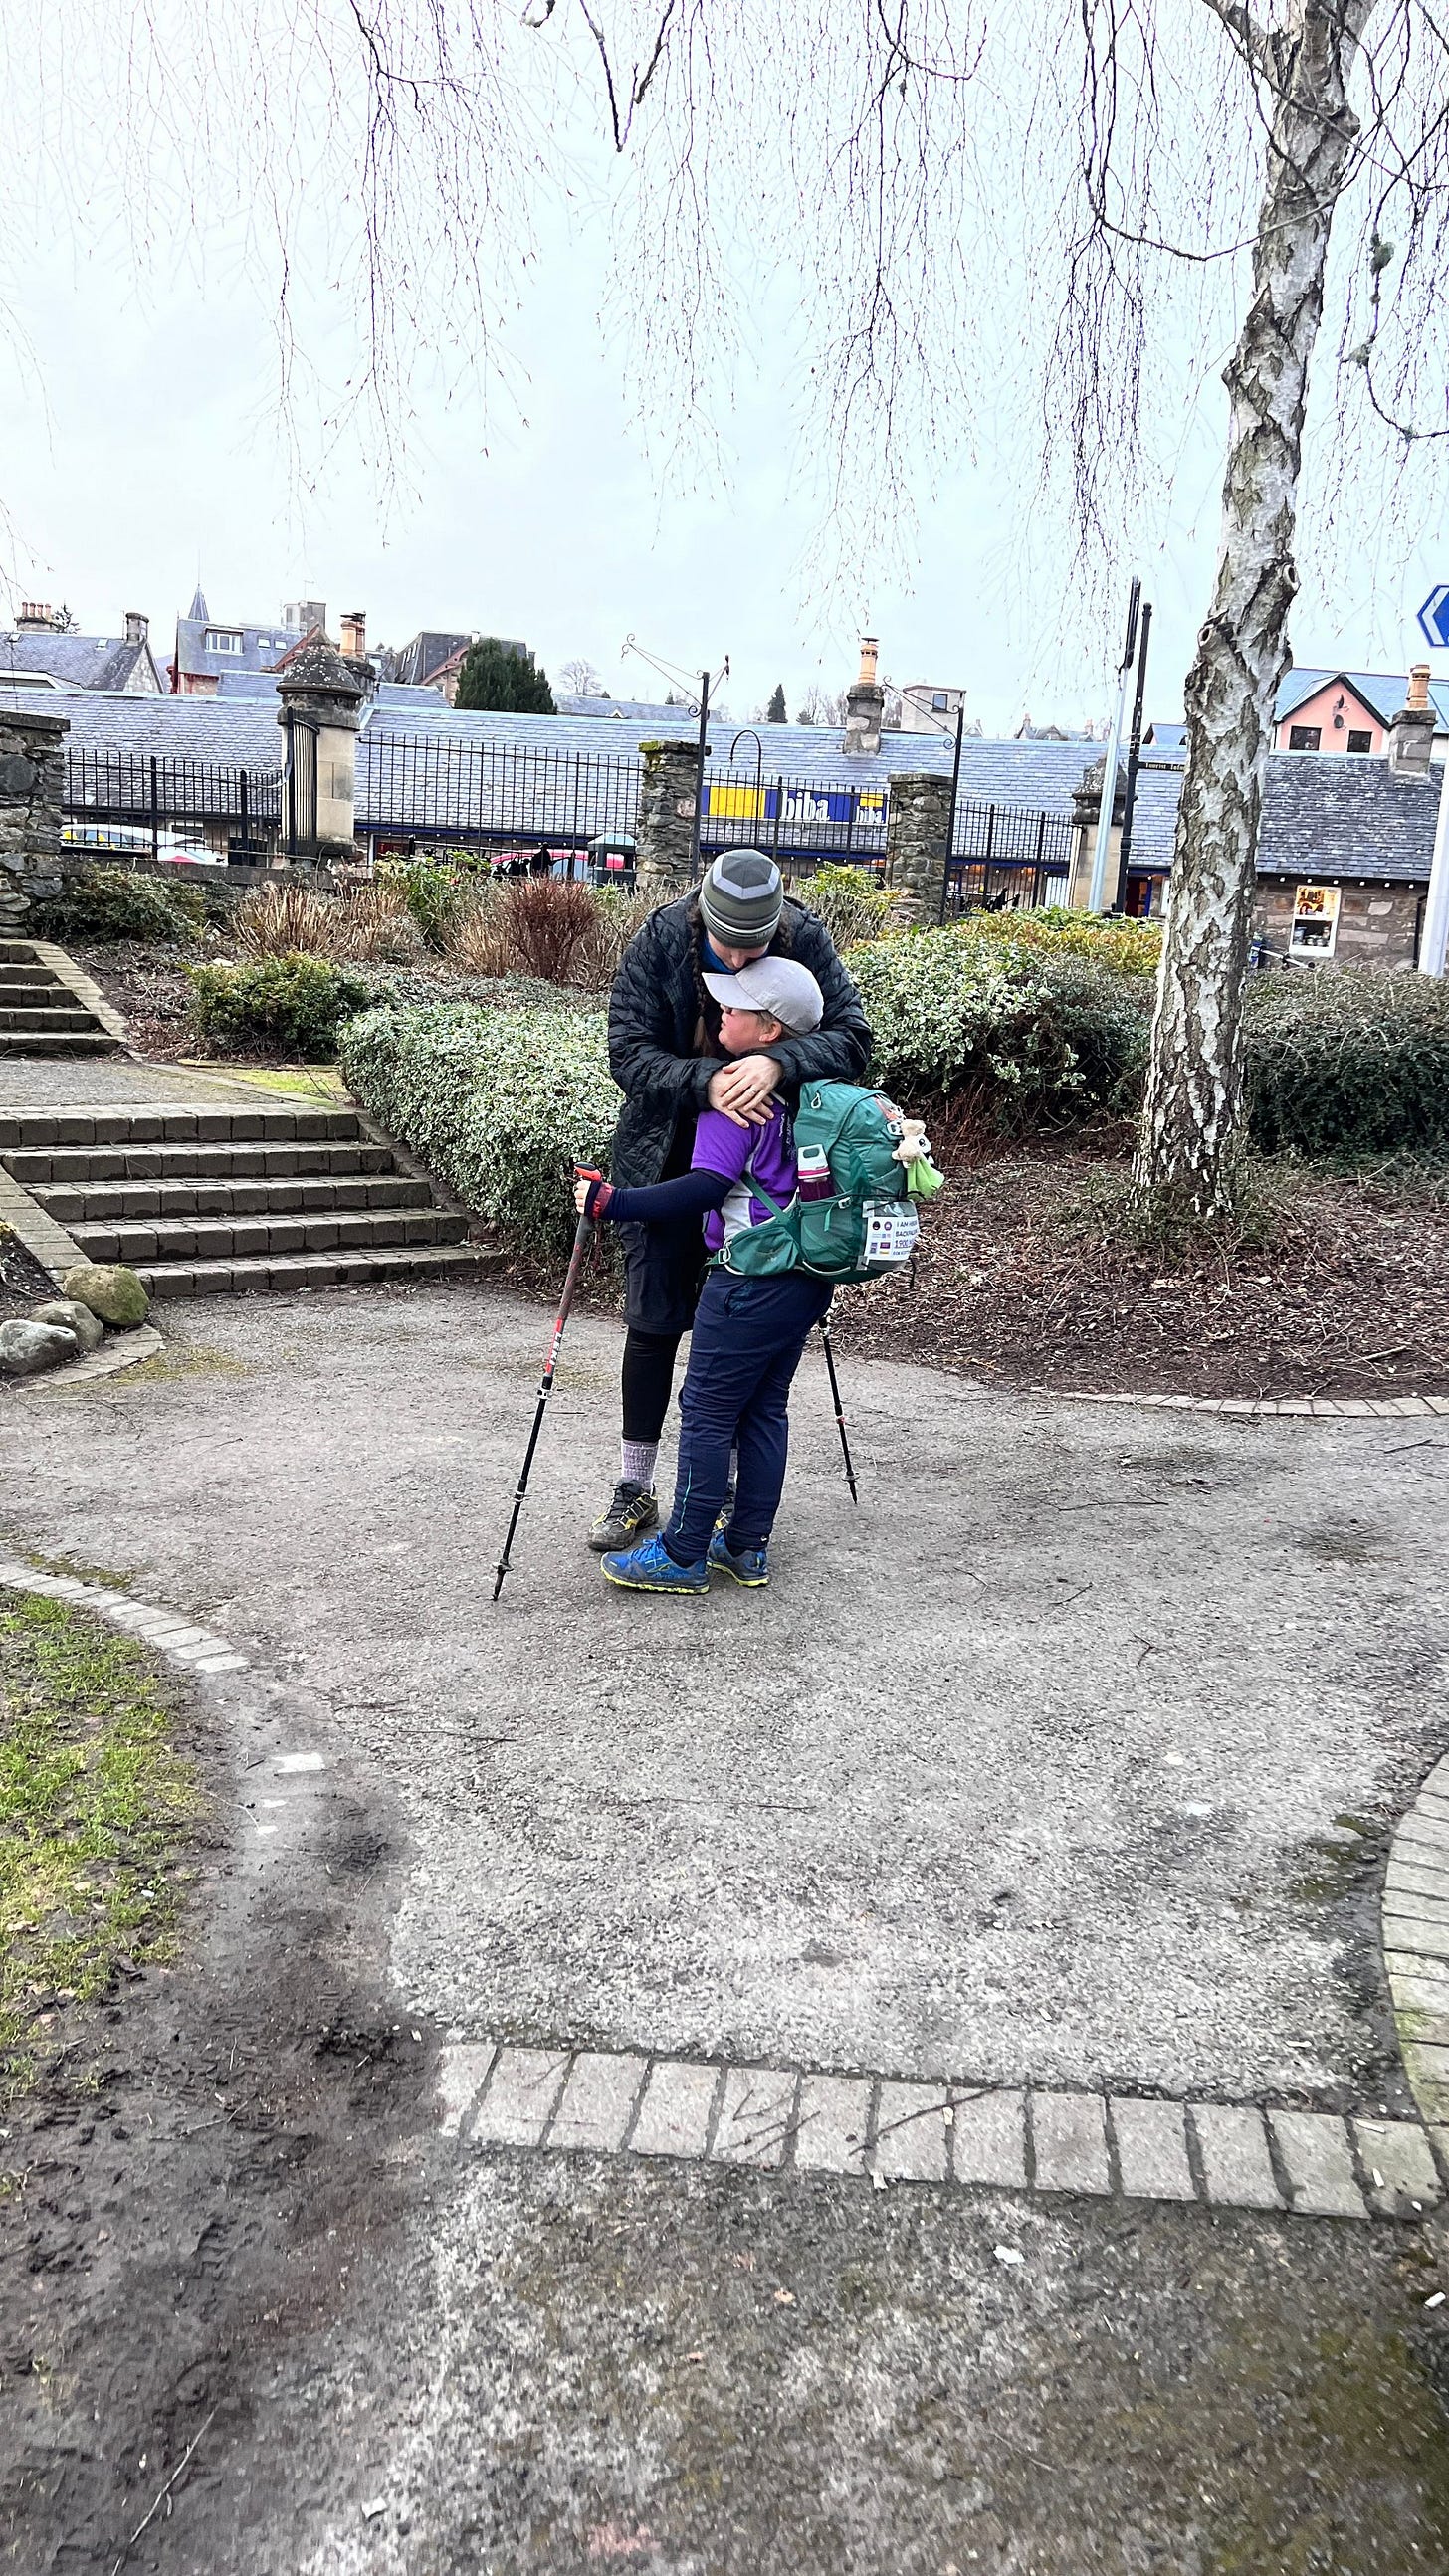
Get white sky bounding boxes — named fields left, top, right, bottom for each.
left=1, top=6, right=1445, bottom=734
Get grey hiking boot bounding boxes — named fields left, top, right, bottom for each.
left=588, top=1479, right=660, bottom=1553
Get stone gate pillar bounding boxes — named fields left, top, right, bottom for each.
left=884, top=769, right=954, bottom=924
left=0, top=706, right=69, bottom=936
left=635, top=739, right=701, bottom=893
left=276, top=636, right=364, bottom=864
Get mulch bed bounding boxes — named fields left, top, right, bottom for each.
left=0, top=1226, right=59, bottom=1310
left=71, top=940, right=199, bottom=1060
left=831, top=1138, right=1449, bottom=1400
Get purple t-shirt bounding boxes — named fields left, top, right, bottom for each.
left=691, top=1099, right=796, bottom=1253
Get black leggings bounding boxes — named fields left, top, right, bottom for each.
left=621, top=1327, right=683, bottom=1445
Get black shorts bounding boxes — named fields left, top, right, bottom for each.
left=619, top=1218, right=709, bottom=1339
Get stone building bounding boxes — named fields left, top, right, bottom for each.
left=1252, top=704, right=1440, bottom=968
left=1, top=608, right=161, bottom=695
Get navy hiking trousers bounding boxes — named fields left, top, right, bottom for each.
left=663, top=1269, right=834, bottom=1566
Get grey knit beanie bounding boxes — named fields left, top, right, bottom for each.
left=699, top=849, right=784, bottom=948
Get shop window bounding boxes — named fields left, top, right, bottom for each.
left=1289, top=883, right=1340, bottom=962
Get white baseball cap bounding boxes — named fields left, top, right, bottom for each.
left=702, top=956, right=824, bottom=1034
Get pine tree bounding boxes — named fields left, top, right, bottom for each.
left=766, top=682, right=787, bottom=723
left=454, top=638, right=556, bottom=714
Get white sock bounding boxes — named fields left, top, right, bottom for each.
left=621, top=1439, right=659, bottom=1490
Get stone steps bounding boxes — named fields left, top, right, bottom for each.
left=67, top=1206, right=470, bottom=1265
left=0, top=940, right=121, bottom=1054
left=7, top=1137, right=396, bottom=1184
left=28, top=1173, right=433, bottom=1223
left=1, top=1006, right=100, bottom=1034
left=0, top=1101, right=487, bottom=1299
left=0, top=1030, right=120, bottom=1057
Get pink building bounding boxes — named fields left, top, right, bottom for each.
left=1274, top=663, right=1449, bottom=756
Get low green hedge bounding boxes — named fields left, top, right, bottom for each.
left=846, top=927, right=1149, bottom=1115
left=186, top=953, right=375, bottom=1058
left=1244, top=970, right=1449, bottom=1156
left=32, top=864, right=207, bottom=945
left=340, top=1001, right=617, bottom=1260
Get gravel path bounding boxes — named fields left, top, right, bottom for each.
left=9, top=1281, right=1445, bottom=2104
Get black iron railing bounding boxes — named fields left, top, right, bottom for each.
left=359, top=736, right=643, bottom=850
left=944, top=797, right=1076, bottom=911
left=61, top=734, right=1078, bottom=899
left=63, top=751, right=284, bottom=863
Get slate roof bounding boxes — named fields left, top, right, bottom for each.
left=1275, top=665, right=1449, bottom=728
left=356, top=702, right=1117, bottom=816
left=557, top=695, right=687, bottom=721
left=0, top=631, right=161, bottom=694
left=172, top=609, right=308, bottom=685
left=1257, top=753, right=1442, bottom=882
left=45, top=690, right=288, bottom=769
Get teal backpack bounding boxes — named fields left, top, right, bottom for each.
left=717, top=1079, right=926, bottom=1286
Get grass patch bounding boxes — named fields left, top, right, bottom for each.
left=9, top=1545, right=136, bottom=1590
left=1, top=1594, right=200, bottom=2102
left=182, top=1062, right=348, bottom=1098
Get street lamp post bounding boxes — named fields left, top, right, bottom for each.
left=1089, top=577, right=1141, bottom=912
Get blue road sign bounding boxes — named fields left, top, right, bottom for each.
left=1418, top=586, right=1449, bottom=650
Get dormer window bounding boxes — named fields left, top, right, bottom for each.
left=205, top=629, right=242, bottom=653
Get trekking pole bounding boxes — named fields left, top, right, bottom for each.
left=818, top=1312, right=859, bottom=1505
left=492, top=1170, right=601, bottom=1601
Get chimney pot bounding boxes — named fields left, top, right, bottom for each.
left=339, top=610, right=367, bottom=657
left=858, top=636, right=879, bottom=688
left=124, top=610, right=148, bottom=647
left=1388, top=669, right=1436, bottom=777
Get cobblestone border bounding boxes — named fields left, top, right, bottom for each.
left=27, top=938, right=131, bottom=1051
left=1047, top=1388, right=1449, bottom=1421
left=434, top=2039, right=1444, bottom=2223
left=0, top=1559, right=247, bottom=1674
left=0, top=1153, right=85, bottom=1285
left=1384, top=1751, right=1449, bottom=2131
left=23, top=1322, right=165, bottom=1389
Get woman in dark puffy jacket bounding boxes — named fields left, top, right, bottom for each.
left=588, top=848, right=871, bottom=1551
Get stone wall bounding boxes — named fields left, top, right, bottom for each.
left=883, top=771, right=954, bottom=923
left=1252, top=879, right=1424, bottom=971
left=0, top=707, right=69, bottom=934
left=635, top=739, right=700, bottom=892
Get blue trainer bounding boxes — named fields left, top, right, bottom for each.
left=602, top=1532, right=710, bottom=1595
left=708, top=1530, right=770, bottom=1588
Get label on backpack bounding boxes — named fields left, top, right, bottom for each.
left=860, top=1199, right=920, bottom=1266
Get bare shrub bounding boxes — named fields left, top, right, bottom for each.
left=231, top=882, right=341, bottom=959
left=575, top=889, right=655, bottom=993
left=446, top=887, right=509, bottom=980
left=332, top=880, right=424, bottom=963
left=447, top=877, right=601, bottom=986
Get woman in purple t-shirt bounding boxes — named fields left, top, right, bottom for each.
left=575, top=957, right=834, bottom=1594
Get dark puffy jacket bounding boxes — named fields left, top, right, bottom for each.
left=607, top=893, right=872, bottom=1188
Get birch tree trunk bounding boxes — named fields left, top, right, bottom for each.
left=1133, top=0, right=1380, bottom=1223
